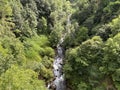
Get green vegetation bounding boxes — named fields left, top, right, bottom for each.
left=0, top=0, right=120, bottom=90
left=63, top=0, right=120, bottom=90
left=0, top=65, right=47, bottom=90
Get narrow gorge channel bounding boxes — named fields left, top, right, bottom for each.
left=53, top=41, right=66, bottom=90
left=47, top=38, right=66, bottom=90
left=48, top=14, right=71, bottom=90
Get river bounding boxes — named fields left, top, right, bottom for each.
left=47, top=37, right=66, bottom=90
left=47, top=14, right=71, bottom=90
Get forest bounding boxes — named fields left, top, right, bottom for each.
left=0, top=0, right=120, bottom=90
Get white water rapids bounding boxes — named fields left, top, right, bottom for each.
left=53, top=44, right=66, bottom=90
left=47, top=14, right=71, bottom=90
left=47, top=38, right=66, bottom=90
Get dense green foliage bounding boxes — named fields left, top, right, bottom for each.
left=63, top=0, right=120, bottom=90
left=0, top=65, right=47, bottom=90
left=1, top=0, right=120, bottom=90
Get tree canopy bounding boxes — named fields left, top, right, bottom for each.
left=1, top=0, right=120, bottom=90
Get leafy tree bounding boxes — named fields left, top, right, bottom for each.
left=92, top=24, right=111, bottom=41
left=49, top=30, right=60, bottom=47
left=0, top=65, right=47, bottom=90
left=63, top=26, right=88, bottom=48
left=103, top=1, right=120, bottom=22
left=0, top=0, right=12, bottom=18
left=64, top=36, right=104, bottom=90
left=103, top=33, right=120, bottom=73
left=74, top=26, right=89, bottom=44
left=0, top=36, right=26, bottom=74
left=23, top=35, right=54, bottom=81
left=109, top=15, right=120, bottom=36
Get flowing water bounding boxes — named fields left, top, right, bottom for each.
left=47, top=14, right=71, bottom=90
left=53, top=44, right=66, bottom=90
left=47, top=38, right=66, bottom=90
